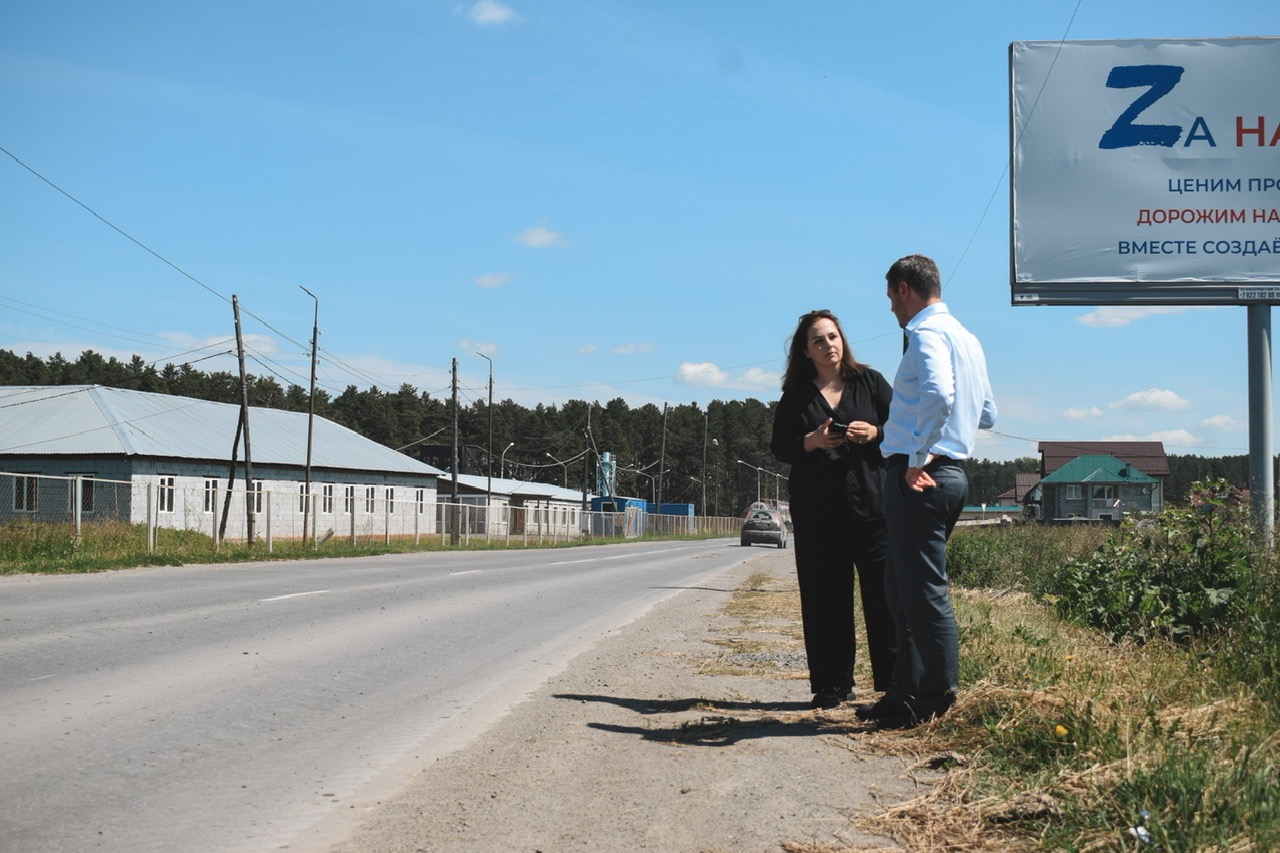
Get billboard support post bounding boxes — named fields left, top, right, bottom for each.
left=1248, top=305, right=1274, bottom=547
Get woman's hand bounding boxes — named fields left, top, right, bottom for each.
left=848, top=421, right=877, bottom=445
left=804, top=418, right=848, bottom=451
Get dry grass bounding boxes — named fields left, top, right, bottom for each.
left=708, top=571, right=1280, bottom=852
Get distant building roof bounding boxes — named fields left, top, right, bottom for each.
left=1038, top=441, right=1169, bottom=477
left=1016, top=471, right=1040, bottom=497
left=0, top=385, right=445, bottom=478
left=442, top=471, right=594, bottom=503
left=1041, top=454, right=1156, bottom=484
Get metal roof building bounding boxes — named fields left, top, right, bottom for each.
left=0, top=385, right=444, bottom=476
left=0, top=386, right=445, bottom=541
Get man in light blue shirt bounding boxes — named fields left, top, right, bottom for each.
left=859, top=254, right=996, bottom=730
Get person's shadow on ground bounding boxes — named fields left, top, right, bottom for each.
left=554, top=693, right=872, bottom=747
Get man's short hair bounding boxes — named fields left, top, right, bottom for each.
left=886, top=254, right=941, bottom=300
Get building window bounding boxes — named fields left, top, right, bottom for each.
left=14, top=475, right=37, bottom=512
left=385, top=487, right=395, bottom=513
left=364, top=486, right=376, bottom=514
left=204, top=478, right=219, bottom=513
left=416, top=487, right=426, bottom=514
left=298, top=483, right=310, bottom=514
left=1092, top=484, right=1116, bottom=502
left=343, top=485, right=354, bottom=514
left=158, top=476, right=176, bottom=514
left=322, top=484, right=334, bottom=514
left=251, top=480, right=264, bottom=515
left=1065, top=484, right=1081, bottom=500
left=70, top=474, right=95, bottom=513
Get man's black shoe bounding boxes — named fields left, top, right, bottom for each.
left=854, top=696, right=908, bottom=722
left=874, top=705, right=943, bottom=731
left=810, top=687, right=854, bottom=710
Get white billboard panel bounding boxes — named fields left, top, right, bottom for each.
left=1010, top=38, right=1280, bottom=305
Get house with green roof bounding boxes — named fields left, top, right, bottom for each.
left=1039, top=454, right=1162, bottom=521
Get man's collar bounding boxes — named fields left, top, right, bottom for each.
left=905, top=300, right=949, bottom=331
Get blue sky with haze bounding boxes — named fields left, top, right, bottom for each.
left=2, top=1, right=1276, bottom=461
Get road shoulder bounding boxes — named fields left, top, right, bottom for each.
left=326, top=551, right=922, bottom=852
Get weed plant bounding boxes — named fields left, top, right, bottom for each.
left=948, top=521, right=1108, bottom=592
left=1047, top=480, right=1253, bottom=644
left=873, top=482, right=1280, bottom=850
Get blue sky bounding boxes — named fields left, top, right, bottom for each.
left=2, top=1, right=1276, bottom=462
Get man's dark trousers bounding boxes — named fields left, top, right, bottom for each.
left=882, top=456, right=967, bottom=717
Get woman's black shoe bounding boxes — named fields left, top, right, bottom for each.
left=810, top=687, right=853, bottom=709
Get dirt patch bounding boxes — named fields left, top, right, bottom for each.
left=326, top=552, right=933, bottom=852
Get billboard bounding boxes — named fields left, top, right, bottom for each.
left=1010, top=38, right=1280, bottom=306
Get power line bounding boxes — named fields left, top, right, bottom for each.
left=0, top=145, right=230, bottom=305
left=946, top=0, right=1082, bottom=291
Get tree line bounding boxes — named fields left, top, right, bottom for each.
left=3, top=348, right=1242, bottom=512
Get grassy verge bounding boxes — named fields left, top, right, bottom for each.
left=862, top=586, right=1278, bottom=851
left=0, top=519, right=730, bottom=575
left=713, top=518, right=1280, bottom=851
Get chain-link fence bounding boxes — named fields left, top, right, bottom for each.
left=0, top=471, right=741, bottom=552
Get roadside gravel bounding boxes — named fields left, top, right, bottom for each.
left=326, top=550, right=930, bottom=852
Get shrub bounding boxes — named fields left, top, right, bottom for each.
left=1047, top=479, right=1255, bottom=644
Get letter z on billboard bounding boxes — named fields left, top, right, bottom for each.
left=1010, top=38, right=1280, bottom=306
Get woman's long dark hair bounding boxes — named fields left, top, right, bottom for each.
left=781, top=309, right=866, bottom=393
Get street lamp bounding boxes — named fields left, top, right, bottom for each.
left=501, top=442, right=515, bottom=479
left=742, top=458, right=757, bottom=504
left=700, top=411, right=718, bottom=517
left=619, top=462, right=663, bottom=504
left=545, top=452, right=570, bottom=488
left=476, top=352, right=493, bottom=506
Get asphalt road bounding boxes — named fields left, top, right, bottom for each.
left=0, top=539, right=750, bottom=852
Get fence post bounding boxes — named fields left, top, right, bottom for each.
left=212, top=482, right=220, bottom=550
left=146, top=482, right=155, bottom=552
left=350, top=500, right=357, bottom=546
left=384, top=496, right=391, bottom=546
left=72, top=477, right=82, bottom=537
left=265, top=491, right=273, bottom=553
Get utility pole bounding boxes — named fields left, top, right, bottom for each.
left=450, top=358, right=460, bottom=545
left=656, top=402, right=668, bottom=509
left=232, top=295, right=255, bottom=545
left=301, top=286, right=318, bottom=547
left=476, top=351, right=493, bottom=509
left=700, top=410, right=708, bottom=516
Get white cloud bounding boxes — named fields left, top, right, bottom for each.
left=474, top=272, right=510, bottom=288
left=676, top=362, right=728, bottom=387
left=1102, top=429, right=1200, bottom=447
left=1063, top=406, right=1104, bottom=420
left=467, top=1, right=517, bottom=26
left=738, top=367, right=779, bottom=390
left=1076, top=306, right=1192, bottom=328
left=675, top=361, right=779, bottom=391
left=515, top=225, right=565, bottom=248
left=459, top=338, right=499, bottom=357
left=577, top=343, right=597, bottom=356
left=610, top=343, right=655, bottom=355
left=1109, top=388, right=1192, bottom=411
left=1201, top=414, right=1238, bottom=430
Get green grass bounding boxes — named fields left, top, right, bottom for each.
left=856, top=518, right=1280, bottom=852
left=0, top=519, right=729, bottom=574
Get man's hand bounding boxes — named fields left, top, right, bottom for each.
left=905, top=454, right=937, bottom=492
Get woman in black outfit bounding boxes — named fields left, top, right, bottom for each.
left=770, top=309, right=896, bottom=709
